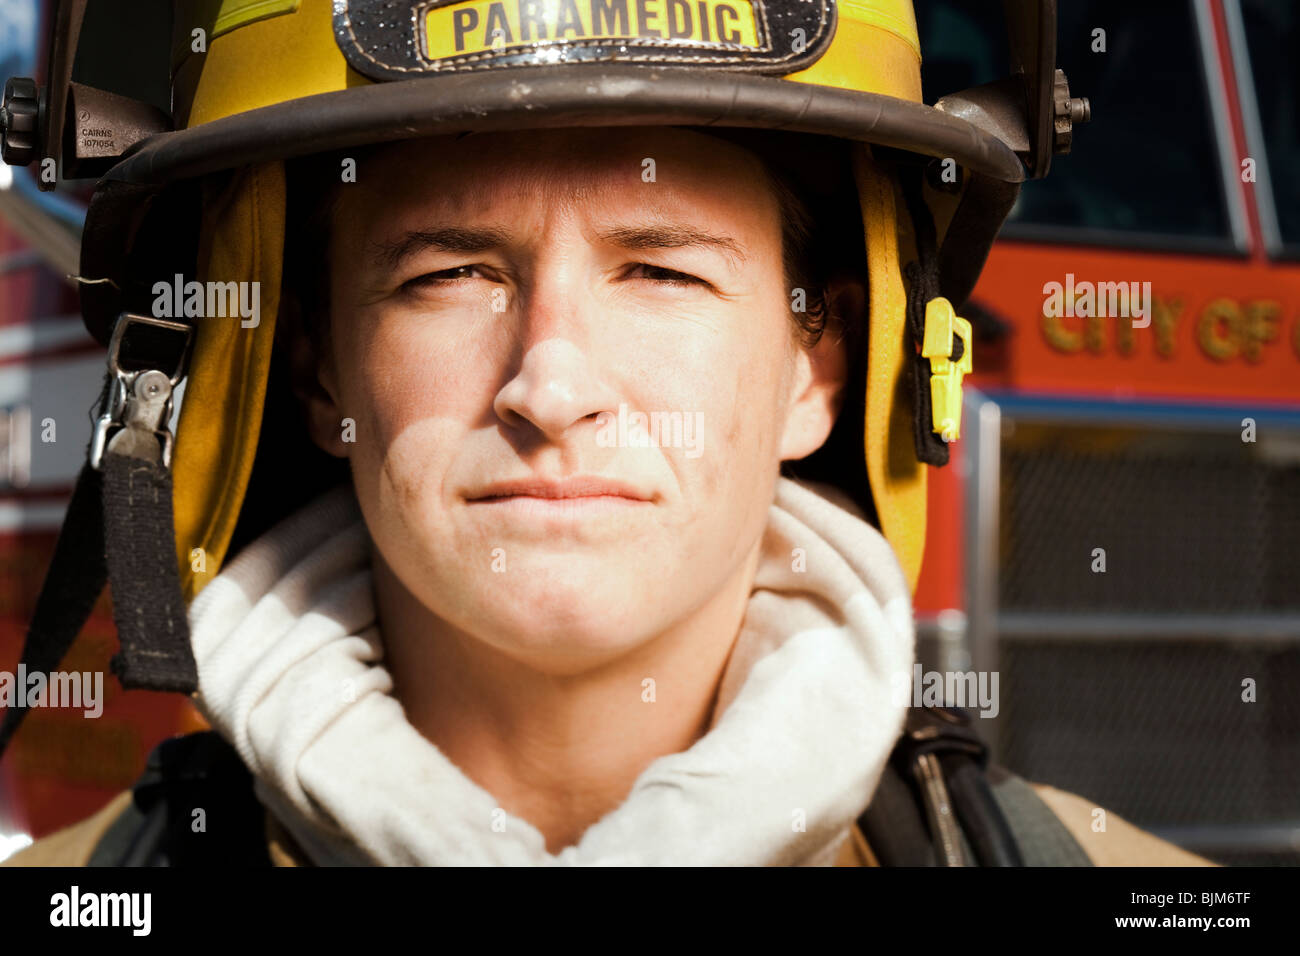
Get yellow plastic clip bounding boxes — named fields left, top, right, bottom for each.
left=921, top=296, right=973, bottom=443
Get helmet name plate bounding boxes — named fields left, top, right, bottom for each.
left=333, top=0, right=836, bottom=76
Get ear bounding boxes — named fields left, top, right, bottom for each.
left=282, top=299, right=350, bottom=459
left=778, top=273, right=864, bottom=461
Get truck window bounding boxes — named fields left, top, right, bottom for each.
left=918, top=0, right=1235, bottom=250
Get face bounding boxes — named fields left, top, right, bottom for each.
left=301, top=126, right=852, bottom=671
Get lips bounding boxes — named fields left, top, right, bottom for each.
left=466, top=475, right=654, bottom=503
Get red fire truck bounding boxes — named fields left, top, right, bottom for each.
left=912, top=0, right=1299, bottom=865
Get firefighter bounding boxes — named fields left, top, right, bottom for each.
left=0, top=0, right=1208, bottom=866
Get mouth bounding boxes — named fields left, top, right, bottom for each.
left=465, top=476, right=655, bottom=515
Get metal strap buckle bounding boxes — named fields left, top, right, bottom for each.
left=90, top=314, right=193, bottom=471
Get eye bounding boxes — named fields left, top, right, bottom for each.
left=402, top=265, right=485, bottom=290
left=625, top=263, right=707, bottom=287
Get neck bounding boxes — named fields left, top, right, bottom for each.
left=373, top=543, right=762, bottom=853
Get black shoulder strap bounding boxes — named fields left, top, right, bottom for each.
left=89, top=731, right=272, bottom=867
left=858, top=706, right=1092, bottom=866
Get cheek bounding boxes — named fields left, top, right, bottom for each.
left=339, top=301, right=493, bottom=416
left=661, top=320, right=788, bottom=571
left=639, top=303, right=791, bottom=499
left=331, top=309, right=498, bottom=502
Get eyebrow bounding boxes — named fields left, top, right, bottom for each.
left=369, top=226, right=514, bottom=270
left=369, top=223, right=748, bottom=271
left=596, top=225, right=749, bottom=270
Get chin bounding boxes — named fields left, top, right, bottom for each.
left=458, top=557, right=661, bottom=667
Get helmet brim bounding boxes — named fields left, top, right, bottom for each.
left=108, top=65, right=1024, bottom=186
left=79, top=65, right=1024, bottom=343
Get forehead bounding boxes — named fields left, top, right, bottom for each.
left=334, top=126, right=782, bottom=240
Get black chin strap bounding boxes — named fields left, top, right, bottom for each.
left=0, top=315, right=198, bottom=761
left=899, top=166, right=954, bottom=468
left=102, top=451, right=196, bottom=691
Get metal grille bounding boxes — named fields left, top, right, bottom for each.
left=985, top=414, right=1300, bottom=865
left=998, top=423, right=1300, bottom=613
left=996, top=639, right=1300, bottom=864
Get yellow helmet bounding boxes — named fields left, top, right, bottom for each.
left=0, top=0, right=1086, bottom=718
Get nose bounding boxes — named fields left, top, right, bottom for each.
left=493, top=336, right=617, bottom=443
